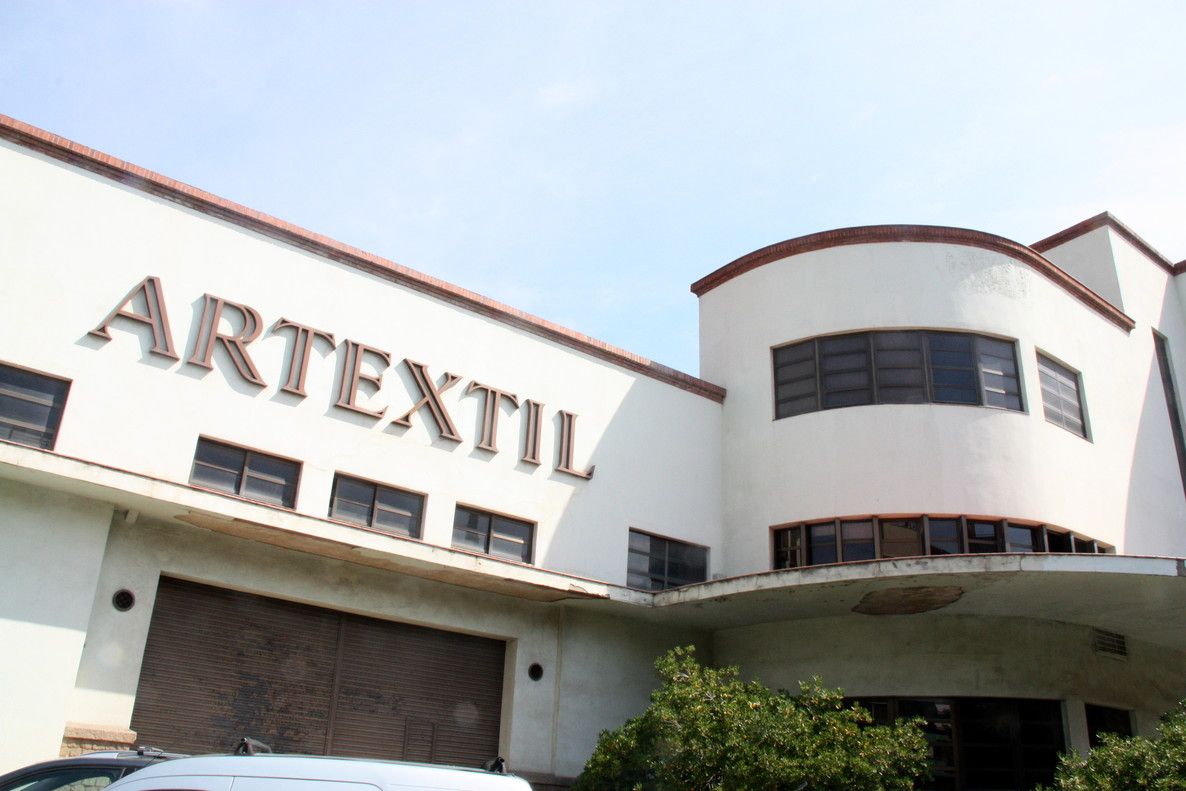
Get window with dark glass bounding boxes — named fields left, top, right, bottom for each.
left=773, top=330, right=1023, bottom=419
left=1073, top=536, right=1097, bottom=554
left=452, top=506, right=534, bottom=563
left=0, top=362, right=70, bottom=450
left=1038, top=353, right=1087, bottom=437
left=965, top=520, right=1001, bottom=553
left=627, top=530, right=708, bottom=590
left=927, top=518, right=963, bottom=555
left=1085, top=704, right=1133, bottom=748
left=190, top=438, right=300, bottom=508
left=329, top=474, right=424, bottom=538
left=1153, top=332, right=1186, bottom=497
left=1005, top=524, right=1043, bottom=552
left=773, top=526, right=802, bottom=570
left=880, top=518, right=924, bottom=558
left=856, top=697, right=1064, bottom=791
left=840, top=519, right=876, bottom=561
left=806, top=521, right=838, bottom=565
left=1045, top=530, right=1071, bottom=552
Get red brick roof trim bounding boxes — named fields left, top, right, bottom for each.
left=1031, top=211, right=1175, bottom=274
left=0, top=114, right=726, bottom=403
left=690, top=224, right=1135, bottom=332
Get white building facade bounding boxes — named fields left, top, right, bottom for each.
left=2, top=114, right=1184, bottom=790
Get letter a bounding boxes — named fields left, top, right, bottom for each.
left=89, top=275, right=179, bottom=359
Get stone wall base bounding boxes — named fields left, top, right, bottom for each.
left=59, top=722, right=137, bottom=757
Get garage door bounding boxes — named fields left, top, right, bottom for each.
left=130, top=577, right=505, bottom=766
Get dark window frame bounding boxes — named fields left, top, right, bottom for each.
left=0, top=360, right=72, bottom=450
left=189, top=436, right=302, bottom=509
left=627, top=528, right=709, bottom=591
left=1153, top=331, right=1186, bottom=499
left=1037, top=351, right=1090, bottom=439
left=773, top=330, right=1025, bottom=420
left=451, top=504, right=535, bottom=564
left=772, top=515, right=1109, bottom=570
left=329, top=473, right=426, bottom=539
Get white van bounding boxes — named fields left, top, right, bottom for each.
left=105, top=754, right=534, bottom=791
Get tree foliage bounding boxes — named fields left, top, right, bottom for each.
left=1041, top=702, right=1186, bottom=791
left=573, top=646, right=929, bottom=791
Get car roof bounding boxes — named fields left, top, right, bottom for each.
left=107, top=755, right=532, bottom=789
left=0, top=750, right=182, bottom=783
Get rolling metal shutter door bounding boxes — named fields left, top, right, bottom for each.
left=131, top=577, right=505, bottom=765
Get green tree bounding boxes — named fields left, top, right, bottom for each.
left=1041, top=702, right=1186, bottom=790
left=573, top=646, right=929, bottom=791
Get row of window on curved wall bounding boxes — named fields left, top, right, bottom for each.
left=772, top=330, right=1089, bottom=438
left=773, top=515, right=1112, bottom=569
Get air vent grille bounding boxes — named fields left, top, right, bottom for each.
left=1092, top=628, right=1128, bottom=658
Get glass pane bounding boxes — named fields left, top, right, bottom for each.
left=881, top=519, right=923, bottom=558
left=194, top=439, right=245, bottom=473
left=807, top=522, right=837, bottom=565
left=330, top=477, right=375, bottom=525
left=451, top=508, right=490, bottom=552
left=244, top=453, right=299, bottom=506
left=1046, top=530, right=1073, bottom=552
left=1073, top=537, right=1095, bottom=553
left=667, top=542, right=707, bottom=585
left=374, top=486, right=424, bottom=537
left=628, top=530, right=651, bottom=553
left=823, top=388, right=873, bottom=408
left=1006, top=525, right=1040, bottom=552
left=928, top=518, right=962, bottom=554
left=773, top=341, right=814, bottom=367
left=491, top=516, right=533, bottom=562
left=774, top=527, right=802, bottom=569
left=841, top=520, right=876, bottom=562
left=0, top=392, right=53, bottom=431
left=966, top=521, right=1000, bottom=552
left=776, top=394, right=817, bottom=418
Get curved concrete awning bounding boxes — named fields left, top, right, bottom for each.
left=620, top=554, right=1186, bottom=648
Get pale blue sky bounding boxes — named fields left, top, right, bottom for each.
left=3, top=1, right=1184, bottom=375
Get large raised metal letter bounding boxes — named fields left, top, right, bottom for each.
left=186, top=294, right=266, bottom=386
left=392, top=360, right=462, bottom=442
left=274, top=318, right=336, bottom=398
left=89, top=275, right=179, bottom=359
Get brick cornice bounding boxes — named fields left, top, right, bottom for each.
left=690, top=224, right=1134, bottom=332
left=1031, top=211, right=1175, bottom=274
left=0, top=114, right=725, bottom=403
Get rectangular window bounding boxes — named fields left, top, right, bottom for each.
left=965, top=520, right=1001, bottom=553
left=773, top=526, right=803, bottom=569
left=773, top=340, right=818, bottom=418
left=880, top=518, right=924, bottom=558
left=1153, top=332, right=1186, bottom=497
left=840, top=519, right=876, bottom=561
left=806, top=521, right=838, bottom=565
left=452, top=505, right=534, bottom=564
left=1085, top=704, right=1133, bottom=748
left=819, top=335, right=873, bottom=409
left=190, top=438, right=300, bottom=508
left=978, top=337, right=1023, bottom=410
left=1037, top=353, right=1086, bottom=437
left=0, top=362, right=70, bottom=450
left=1046, top=530, right=1073, bottom=553
left=928, top=333, right=979, bottom=405
left=874, top=332, right=927, bottom=404
left=927, top=518, right=964, bottom=555
left=627, top=529, right=708, bottom=590
left=1073, top=536, right=1096, bottom=554
left=329, top=474, right=424, bottom=538
left=1005, top=524, right=1042, bottom=553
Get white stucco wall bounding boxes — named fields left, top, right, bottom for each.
left=0, top=139, right=723, bottom=587
left=0, top=479, right=114, bottom=773
left=698, top=239, right=1186, bottom=575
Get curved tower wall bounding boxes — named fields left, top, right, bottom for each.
left=699, top=238, right=1186, bottom=576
